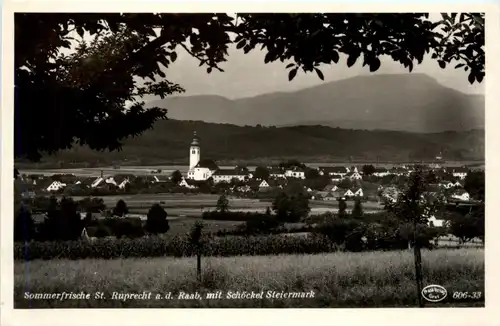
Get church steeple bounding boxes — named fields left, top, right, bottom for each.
left=191, top=131, right=200, bottom=146
left=189, top=131, right=201, bottom=170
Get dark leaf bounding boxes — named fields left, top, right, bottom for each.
left=288, top=68, right=298, bottom=81
left=369, top=57, right=381, bottom=72
left=331, top=51, right=339, bottom=64
left=286, top=63, right=295, bottom=69
left=76, top=26, right=85, bottom=38
left=170, top=52, right=177, bottom=62
left=314, top=68, right=324, bottom=80
left=455, top=63, right=465, bottom=69
left=347, top=52, right=360, bottom=68
left=236, top=39, right=246, bottom=49
left=438, top=60, right=446, bottom=69
left=264, top=51, right=275, bottom=64
left=468, top=72, right=475, bottom=84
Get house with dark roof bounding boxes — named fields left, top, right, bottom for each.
left=268, top=167, right=286, bottom=179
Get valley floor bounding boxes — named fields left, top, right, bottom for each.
left=14, top=248, right=484, bottom=308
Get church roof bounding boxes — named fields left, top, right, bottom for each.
left=195, top=159, right=219, bottom=170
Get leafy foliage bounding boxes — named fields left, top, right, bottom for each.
left=362, top=164, right=376, bottom=176
left=216, top=194, right=229, bottom=213
left=16, top=13, right=483, bottom=160
left=112, top=199, right=129, bottom=217
left=171, top=170, right=183, bottom=184
left=338, top=199, right=347, bottom=217
left=253, top=166, right=270, bottom=180
left=272, top=192, right=311, bottom=223
left=351, top=198, right=364, bottom=218
left=464, top=171, right=485, bottom=201
left=37, top=197, right=84, bottom=241
left=145, top=203, right=170, bottom=234
left=14, top=205, right=37, bottom=242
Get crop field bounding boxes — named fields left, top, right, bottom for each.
left=69, top=193, right=383, bottom=218
left=14, top=248, right=484, bottom=308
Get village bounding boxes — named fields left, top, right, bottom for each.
left=16, top=132, right=478, bottom=209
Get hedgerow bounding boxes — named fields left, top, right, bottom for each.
left=14, top=234, right=339, bottom=261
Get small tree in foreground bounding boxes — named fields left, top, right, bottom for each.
left=216, top=194, right=229, bottom=213
left=384, top=168, right=444, bottom=307
left=113, top=199, right=129, bottom=217
left=351, top=198, right=364, bottom=218
left=189, top=221, right=204, bottom=282
left=145, top=204, right=170, bottom=235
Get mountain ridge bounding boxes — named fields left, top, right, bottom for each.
left=146, top=73, right=484, bottom=133
left=20, top=120, right=485, bottom=168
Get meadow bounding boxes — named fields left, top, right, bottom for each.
left=14, top=248, right=484, bottom=308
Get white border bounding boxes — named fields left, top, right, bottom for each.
left=2, top=2, right=499, bottom=326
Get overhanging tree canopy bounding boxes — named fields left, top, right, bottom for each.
left=15, top=13, right=484, bottom=161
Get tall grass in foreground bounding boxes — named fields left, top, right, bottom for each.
left=14, top=248, right=484, bottom=308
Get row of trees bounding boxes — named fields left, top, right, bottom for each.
left=14, top=197, right=171, bottom=242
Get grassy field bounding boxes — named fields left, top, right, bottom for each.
left=14, top=248, right=484, bottom=308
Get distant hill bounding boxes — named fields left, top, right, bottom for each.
left=146, top=73, right=484, bottom=133
left=20, top=120, right=485, bottom=168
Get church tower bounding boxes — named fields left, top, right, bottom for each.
left=189, top=131, right=201, bottom=170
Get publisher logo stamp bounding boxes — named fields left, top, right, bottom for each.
left=421, top=284, right=448, bottom=303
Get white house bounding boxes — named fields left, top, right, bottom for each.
left=258, top=180, right=270, bottom=189
left=438, top=181, right=455, bottom=189
left=46, top=181, right=66, bottom=192
left=445, top=167, right=469, bottom=180
left=348, top=171, right=363, bottom=180
left=450, top=189, right=470, bottom=202
left=91, top=177, right=104, bottom=188
left=179, top=178, right=196, bottom=189
left=428, top=216, right=446, bottom=228
left=318, top=166, right=350, bottom=178
left=373, top=168, right=391, bottom=177
left=353, top=188, right=364, bottom=197
left=344, top=189, right=355, bottom=197
left=284, top=167, right=306, bottom=179
left=212, top=168, right=250, bottom=183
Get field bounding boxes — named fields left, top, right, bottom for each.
left=68, top=193, right=384, bottom=219
left=14, top=248, right=484, bottom=308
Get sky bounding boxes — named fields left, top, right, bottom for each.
left=162, top=45, right=484, bottom=100
left=61, top=13, right=485, bottom=100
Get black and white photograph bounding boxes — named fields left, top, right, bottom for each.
left=2, top=2, right=494, bottom=320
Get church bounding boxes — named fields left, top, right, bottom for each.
left=186, top=132, right=219, bottom=181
